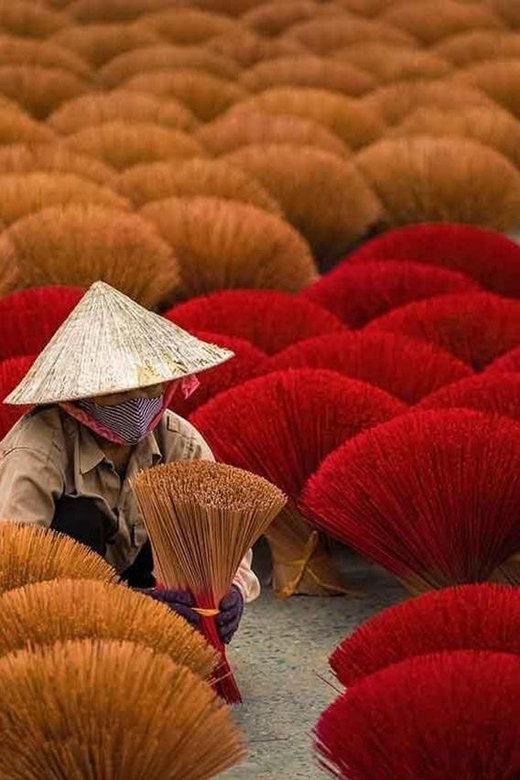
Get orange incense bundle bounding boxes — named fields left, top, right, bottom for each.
left=0, top=521, right=116, bottom=594
left=132, top=460, right=286, bottom=703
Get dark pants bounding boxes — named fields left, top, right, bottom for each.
left=51, top=496, right=156, bottom=588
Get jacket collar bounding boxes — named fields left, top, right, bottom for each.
left=78, top=423, right=163, bottom=476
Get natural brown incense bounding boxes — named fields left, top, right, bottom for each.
left=0, top=578, right=217, bottom=679
left=132, top=460, right=286, bottom=702
left=0, top=521, right=116, bottom=594
left=0, top=638, right=246, bottom=780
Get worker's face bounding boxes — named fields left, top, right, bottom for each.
left=90, top=383, right=166, bottom=407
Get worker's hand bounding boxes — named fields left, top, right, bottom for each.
left=217, top=585, right=244, bottom=645
left=145, top=588, right=200, bottom=627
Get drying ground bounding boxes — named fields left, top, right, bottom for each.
left=223, top=544, right=405, bottom=779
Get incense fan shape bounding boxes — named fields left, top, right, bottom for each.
left=132, top=460, right=286, bottom=703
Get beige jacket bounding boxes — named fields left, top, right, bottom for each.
left=0, top=406, right=260, bottom=602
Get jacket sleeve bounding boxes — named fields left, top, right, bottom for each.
left=0, top=448, right=64, bottom=527
left=165, top=413, right=262, bottom=604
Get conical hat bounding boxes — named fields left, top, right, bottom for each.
left=5, top=282, right=234, bottom=405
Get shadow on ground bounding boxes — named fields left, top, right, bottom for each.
left=221, top=544, right=406, bottom=779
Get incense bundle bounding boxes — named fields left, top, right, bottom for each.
left=49, top=90, right=196, bottom=134
left=349, top=222, right=520, bottom=299
left=136, top=8, right=243, bottom=45
left=316, top=651, right=520, bottom=780
left=361, top=81, right=492, bottom=126
left=207, top=28, right=304, bottom=68
left=331, top=583, right=520, bottom=687
left=455, top=60, right=520, bottom=119
left=302, top=259, right=477, bottom=328
left=393, top=106, right=520, bottom=172
left=142, top=196, right=317, bottom=296
left=435, top=30, right=520, bottom=67
left=119, top=158, right=282, bottom=215
left=334, top=43, right=451, bottom=85
left=0, top=356, right=33, bottom=438
left=286, top=15, right=416, bottom=53
left=50, top=24, right=162, bottom=68
left=167, top=289, right=342, bottom=356
left=0, top=171, right=128, bottom=225
left=7, top=204, right=180, bottom=309
left=0, top=1, right=68, bottom=39
left=64, top=121, right=203, bottom=172
left=356, top=137, right=520, bottom=231
left=67, top=0, right=174, bottom=23
left=0, top=65, right=89, bottom=120
left=0, top=522, right=116, bottom=594
left=99, top=44, right=239, bottom=87
left=223, top=143, right=383, bottom=261
left=381, top=0, right=502, bottom=44
left=0, top=106, right=54, bottom=144
left=195, top=111, right=350, bottom=158
left=0, top=638, right=246, bottom=779
left=0, top=578, right=217, bottom=679
left=418, top=372, right=520, bottom=423
left=231, top=87, right=384, bottom=149
left=0, top=142, right=117, bottom=186
left=240, top=55, right=375, bottom=97
left=0, top=285, right=83, bottom=361
left=367, top=291, right=520, bottom=371
left=123, top=69, right=247, bottom=122
left=0, top=37, right=91, bottom=78
left=267, top=331, right=473, bottom=405
left=302, top=409, right=520, bottom=590
left=132, top=460, right=286, bottom=703
left=242, top=2, right=334, bottom=38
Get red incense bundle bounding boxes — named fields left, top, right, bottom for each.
left=331, top=583, right=520, bottom=687
left=132, top=460, right=286, bottom=703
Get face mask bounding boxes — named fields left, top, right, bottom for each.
left=61, top=376, right=200, bottom=445
left=74, top=395, right=164, bottom=445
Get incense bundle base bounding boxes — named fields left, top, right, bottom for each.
left=196, top=600, right=242, bottom=704
left=265, top=505, right=354, bottom=598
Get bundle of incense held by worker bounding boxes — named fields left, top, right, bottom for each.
left=132, top=460, right=286, bottom=703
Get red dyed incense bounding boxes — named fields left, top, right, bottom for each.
left=191, top=368, right=405, bottom=598
left=266, top=330, right=472, bottom=404
left=302, top=409, right=520, bottom=590
left=331, top=583, right=520, bottom=687
left=316, top=650, right=520, bottom=779
left=191, top=368, right=406, bottom=500
left=349, top=222, right=520, bottom=297
left=417, top=370, right=520, bottom=422
left=168, top=329, right=266, bottom=417
left=165, top=289, right=343, bottom=355
left=0, top=285, right=83, bottom=361
left=302, top=259, right=477, bottom=327
left=488, top=344, right=520, bottom=372
left=367, top=291, right=520, bottom=370
left=0, top=355, right=35, bottom=438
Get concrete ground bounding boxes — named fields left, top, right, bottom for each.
left=221, top=545, right=406, bottom=779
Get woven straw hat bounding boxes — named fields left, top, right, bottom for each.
left=5, top=281, right=234, bottom=405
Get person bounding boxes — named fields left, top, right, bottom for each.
left=0, top=281, right=260, bottom=644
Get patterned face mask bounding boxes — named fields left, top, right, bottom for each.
left=62, top=376, right=200, bottom=445
left=75, top=395, right=164, bottom=445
